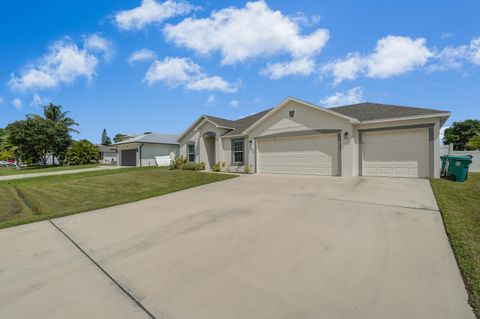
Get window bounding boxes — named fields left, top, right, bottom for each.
left=289, top=110, right=295, bottom=118
left=187, top=144, right=195, bottom=162
left=232, top=139, right=244, bottom=164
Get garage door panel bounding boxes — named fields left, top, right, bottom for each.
left=258, top=134, right=338, bottom=176
left=362, top=129, right=428, bottom=178
left=121, top=149, right=137, bottom=166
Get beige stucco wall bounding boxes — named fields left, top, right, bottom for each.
left=179, top=120, right=229, bottom=170
left=247, top=100, right=355, bottom=177
left=177, top=101, right=445, bottom=178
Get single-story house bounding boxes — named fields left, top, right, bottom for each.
left=178, top=97, right=450, bottom=178
left=115, top=133, right=180, bottom=167
left=97, top=145, right=118, bottom=165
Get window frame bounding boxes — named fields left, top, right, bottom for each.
left=187, top=143, right=195, bottom=163
left=231, top=138, right=245, bottom=165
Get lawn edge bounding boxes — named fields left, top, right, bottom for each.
left=429, top=178, right=479, bottom=319
left=0, top=172, right=237, bottom=230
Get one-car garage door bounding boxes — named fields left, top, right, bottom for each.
left=121, top=149, right=137, bottom=166
left=362, top=128, right=429, bottom=178
left=257, top=134, right=339, bottom=176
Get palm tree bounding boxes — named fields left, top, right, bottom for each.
left=43, top=103, right=79, bottom=134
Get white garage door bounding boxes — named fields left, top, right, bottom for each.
left=362, top=128, right=429, bottom=178
left=257, top=134, right=339, bottom=176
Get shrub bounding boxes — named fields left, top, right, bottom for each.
left=180, top=163, right=196, bottom=170
left=244, top=164, right=252, bottom=174
left=212, top=161, right=222, bottom=172
left=170, top=157, right=204, bottom=171
left=169, top=156, right=187, bottom=170
left=64, top=140, right=99, bottom=165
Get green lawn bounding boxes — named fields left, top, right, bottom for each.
left=0, top=167, right=235, bottom=229
left=0, top=164, right=101, bottom=176
left=431, top=173, right=480, bottom=318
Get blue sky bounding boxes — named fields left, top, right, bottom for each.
left=1, top=0, right=479, bottom=143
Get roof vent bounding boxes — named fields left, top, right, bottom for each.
left=289, top=110, right=295, bottom=118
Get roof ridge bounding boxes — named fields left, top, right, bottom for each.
left=329, top=101, right=448, bottom=113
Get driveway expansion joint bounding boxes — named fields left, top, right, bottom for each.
left=48, top=219, right=158, bottom=319
left=317, top=196, right=440, bottom=213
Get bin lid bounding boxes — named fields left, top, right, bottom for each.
left=446, top=155, right=473, bottom=163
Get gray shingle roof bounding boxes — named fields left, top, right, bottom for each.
left=115, top=132, right=180, bottom=145
left=186, top=100, right=449, bottom=139
left=329, top=102, right=448, bottom=122
left=203, top=115, right=237, bottom=128
left=201, top=109, right=272, bottom=137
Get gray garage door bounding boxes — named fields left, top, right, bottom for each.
left=121, top=149, right=137, bottom=166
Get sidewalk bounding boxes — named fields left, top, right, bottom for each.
left=0, top=166, right=120, bottom=181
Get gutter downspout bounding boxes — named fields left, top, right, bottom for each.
left=139, top=143, right=144, bottom=167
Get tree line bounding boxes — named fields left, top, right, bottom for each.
left=0, top=103, right=99, bottom=166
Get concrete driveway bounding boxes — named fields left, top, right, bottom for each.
left=0, top=175, right=474, bottom=319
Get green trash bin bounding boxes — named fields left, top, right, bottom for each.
left=444, top=155, right=473, bottom=182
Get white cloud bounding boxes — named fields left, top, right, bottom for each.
left=9, top=38, right=102, bottom=91
left=323, top=36, right=433, bottom=84
left=261, top=58, right=315, bottom=79
left=164, top=0, right=329, bottom=78
left=440, top=125, right=450, bottom=142
left=144, top=57, right=201, bottom=85
left=144, top=57, right=238, bottom=92
left=366, top=36, right=432, bottom=78
left=186, top=76, right=237, bottom=92
left=205, top=94, right=216, bottom=106
left=83, top=33, right=113, bottom=61
left=230, top=99, right=239, bottom=108
left=114, top=0, right=198, bottom=31
left=128, top=49, right=157, bottom=65
left=11, top=98, right=22, bottom=110
left=30, top=93, right=48, bottom=107
left=322, top=53, right=365, bottom=85
left=430, top=37, right=480, bottom=71
left=290, top=12, right=320, bottom=27
left=319, top=87, right=363, bottom=107
left=440, top=32, right=454, bottom=39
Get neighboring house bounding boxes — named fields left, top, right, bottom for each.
left=114, top=133, right=180, bottom=167
left=178, top=97, right=450, bottom=178
left=97, top=145, right=118, bottom=165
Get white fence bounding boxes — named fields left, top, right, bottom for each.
left=440, top=144, right=480, bottom=172
left=155, top=152, right=176, bottom=167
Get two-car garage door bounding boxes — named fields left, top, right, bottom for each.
left=361, top=128, right=429, bottom=178
left=257, top=134, right=339, bottom=176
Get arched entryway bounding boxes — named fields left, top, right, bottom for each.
left=203, top=132, right=216, bottom=170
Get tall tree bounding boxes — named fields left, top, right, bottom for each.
left=443, top=119, right=480, bottom=150
left=467, top=135, right=480, bottom=150
left=101, top=129, right=112, bottom=145
left=6, top=117, right=53, bottom=164
left=43, top=103, right=79, bottom=133
left=113, top=133, right=128, bottom=143
left=6, top=103, right=78, bottom=165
